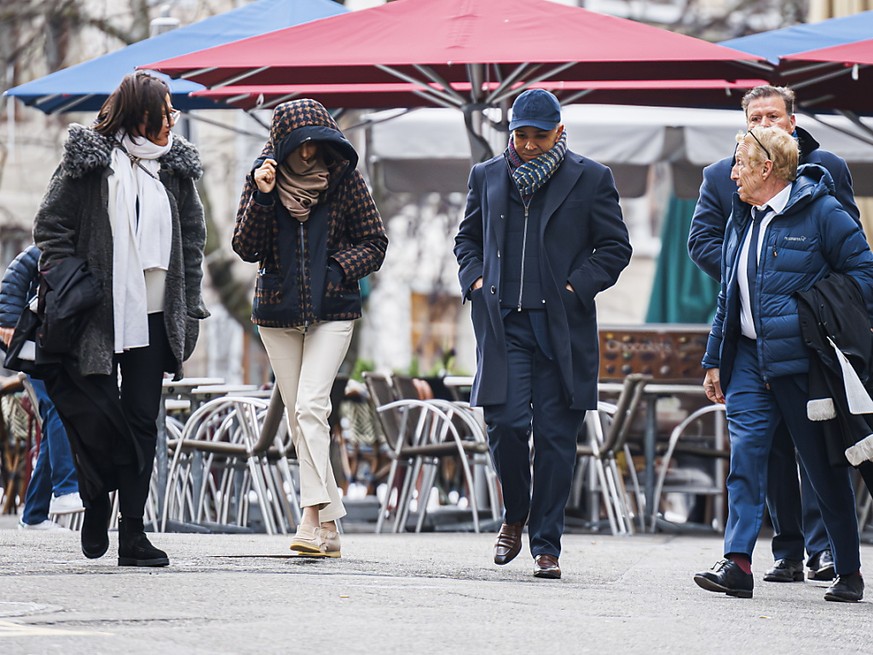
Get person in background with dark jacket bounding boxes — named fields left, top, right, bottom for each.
left=688, top=85, right=857, bottom=584
left=693, top=126, right=873, bottom=603
left=33, top=71, right=209, bottom=567
left=233, top=99, right=387, bottom=558
left=0, top=245, right=81, bottom=530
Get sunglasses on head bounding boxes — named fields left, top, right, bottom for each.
left=745, top=128, right=771, bottom=161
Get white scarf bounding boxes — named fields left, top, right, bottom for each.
left=107, top=131, right=173, bottom=352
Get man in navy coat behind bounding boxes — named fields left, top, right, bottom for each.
left=454, top=89, right=632, bottom=579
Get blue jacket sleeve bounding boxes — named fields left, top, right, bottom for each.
left=0, top=245, right=40, bottom=328
left=816, top=150, right=861, bottom=227
left=688, top=159, right=733, bottom=282
left=818, top=199, right=873, bottom=318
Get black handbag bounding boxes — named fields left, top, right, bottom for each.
left=2, top=306, right=55, bottom=376
left=37, top=257, right=102, bottom=354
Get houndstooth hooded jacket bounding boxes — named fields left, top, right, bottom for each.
left=232, top=99, right=387, bottom=328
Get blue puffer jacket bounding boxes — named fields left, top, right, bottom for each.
left=688, top=126, right=860, bottom=281
left=0, top=245, right=40, bottom=328
left=703, top=164, right=873, bottom=388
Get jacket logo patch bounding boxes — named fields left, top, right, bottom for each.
left=783, top=236, right=807, bottom=242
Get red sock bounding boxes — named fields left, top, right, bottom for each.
left=728, top=553, right=752, bottom=574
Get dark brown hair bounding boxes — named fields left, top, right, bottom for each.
left=93, top=71, right=171, bottom=141
left=741, top=85, right=796, bottom=116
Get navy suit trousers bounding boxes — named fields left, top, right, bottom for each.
left=483, top=310, right=585, bottom=558
left=767, top=422, right=831, bottom=563
left=723, top=338, right=860, bottom=574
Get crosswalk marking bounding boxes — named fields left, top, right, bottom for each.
left=0, top=620, right=111, bottom=638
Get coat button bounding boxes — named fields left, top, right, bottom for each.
left=490, top=285, right=496, bottom=294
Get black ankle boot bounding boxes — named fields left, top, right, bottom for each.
left=118, top=517, right=169, bottom=567
left=81, top=493, right=112, bottom=559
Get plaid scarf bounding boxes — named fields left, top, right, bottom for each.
left=506, top=130, right=568, bottom=198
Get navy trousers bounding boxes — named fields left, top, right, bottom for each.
left=767, top=422, right=831, bottom=563
left=723, top=338, right=860, bottom=574
left=483, top=311, right=585, bottom=558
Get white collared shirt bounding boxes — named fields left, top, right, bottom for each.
left=738, top=183, right=791, bottom=340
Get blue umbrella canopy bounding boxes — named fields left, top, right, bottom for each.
left=720, top=10, right=873, bottom=63
left=3, top=0, right=346, bottom=114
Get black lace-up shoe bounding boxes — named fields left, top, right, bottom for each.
left=808, top=549, right=836, bottom=581
left=824, top=571, right=864, bottom=603
left=764, top=558, right=804, bottom=582
left=694, top=558, right=754, bottom=598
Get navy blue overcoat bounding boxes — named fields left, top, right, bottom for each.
left=454, top=151, right=632, bottom=410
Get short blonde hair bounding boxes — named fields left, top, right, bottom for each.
left=735, top=126, right=798, bottom=182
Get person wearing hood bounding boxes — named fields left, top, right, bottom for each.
left=33, top=71, right=209, bottom=567
left=688, top=86, right=859, bottom=585
left=233, top=99, right=387, bottom=558
left=693, top=126, right=873, bottom=603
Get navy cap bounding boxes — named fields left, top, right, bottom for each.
left=508, top=89, right=561, bottom=131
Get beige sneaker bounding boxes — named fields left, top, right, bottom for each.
left=289, top=525, right=341, bottom=558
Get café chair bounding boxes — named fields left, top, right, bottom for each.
left=364, top=371, right=498, bottom=533
left=162, top=391, right=300, bottom=534
left=650, top=403, right=728, bottom=531
left=576, top=373, right=649, bottom=535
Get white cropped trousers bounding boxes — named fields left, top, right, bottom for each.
left=259, top=320, right=354, bottom=522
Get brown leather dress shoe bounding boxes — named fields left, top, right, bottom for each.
left=493, top=520, right=525, bottom=565
left=534, top=554, right=561, bottom=579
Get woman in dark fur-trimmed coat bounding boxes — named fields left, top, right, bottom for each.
left=33, top=72, right=209, bottom=568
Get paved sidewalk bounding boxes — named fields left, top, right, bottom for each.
left=1, top=516, right=871, bottom=654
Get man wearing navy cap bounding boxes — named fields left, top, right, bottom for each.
left=455, top=89, right=632, bottom=579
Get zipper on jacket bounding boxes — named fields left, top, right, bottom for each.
left=298, top=221, right=310, bottom=330
left=751, top=226, right=768, bottom=380
left=517, top=201, right=531, bottom=311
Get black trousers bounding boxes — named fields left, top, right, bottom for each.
left=48, top=313, right=170, bottom=518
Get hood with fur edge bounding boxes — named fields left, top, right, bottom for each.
left=59, top=123, right=203, bottom=180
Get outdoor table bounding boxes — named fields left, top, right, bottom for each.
left=442, top=376, right=474, bottom=402
left=163, top=377, right=226, bottom=397
left=189, top=384, right=263, bottom=406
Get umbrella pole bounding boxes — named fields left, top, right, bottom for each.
left=463, top=106, right=496, bottom=163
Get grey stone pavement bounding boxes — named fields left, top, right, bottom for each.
left=1, top=514, right=872, bottom=655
